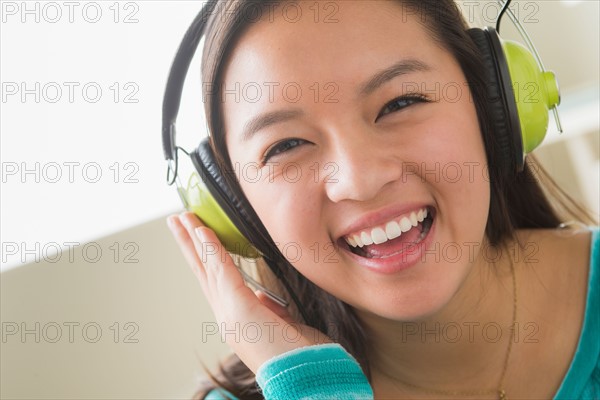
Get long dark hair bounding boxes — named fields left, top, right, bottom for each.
left=192, top=1, right=595, bottom=398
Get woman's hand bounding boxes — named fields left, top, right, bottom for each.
left=167, top=212, right=332, bottom=373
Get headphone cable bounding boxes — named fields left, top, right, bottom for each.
left=496, top=0, right=513, bottom=33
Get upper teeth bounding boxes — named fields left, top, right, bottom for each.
left=344, top=208, right=428, bottom=248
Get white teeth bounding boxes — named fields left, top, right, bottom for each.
left=410, top=212, right=418, bottom=227
left=354, top=235, right=364, bottom=247
left=399, top=217, right=412, bottom=232
left=360, top=231, right=373, bottom=246
left=347, top=236, right=357, bottom=247
left=372, top=228, right=387, bottom=244
left=385, top=221, right=402, bottom=240
left=343, top=207, right=431, bottom=248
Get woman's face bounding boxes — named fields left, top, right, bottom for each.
left=222, top=1, right=490, bottom=321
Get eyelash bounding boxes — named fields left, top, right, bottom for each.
left=261, top=93, right=431, bottom=163
left=376, top=93, right=431, bottom=121
left=262, top=138, right=309, bottom=164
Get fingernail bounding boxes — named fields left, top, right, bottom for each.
left=179, top=212, right=192, bottom=229
left=194, top=227, right=205, bottom=241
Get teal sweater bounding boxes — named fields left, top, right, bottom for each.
left=207, top=228, right=600, bottom=400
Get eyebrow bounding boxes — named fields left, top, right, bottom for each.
left=242, top=109, right=303, bottom=142
left=359, top=59, right=431, bottom=96
left=241, top=59, right=430, bottom=141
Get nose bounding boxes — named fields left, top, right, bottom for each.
left=324, top=133, right=404, bottom=203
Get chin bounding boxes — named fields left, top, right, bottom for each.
left=350, top=261, right=473, bottom=323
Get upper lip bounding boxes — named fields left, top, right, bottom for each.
left=335, top=203, right=432, bottom=241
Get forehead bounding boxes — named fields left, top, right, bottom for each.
left=222, top=1, right=436, bottom=84
left=219, top=0, right=462, bottom=145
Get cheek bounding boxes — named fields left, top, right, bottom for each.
left=423, top=94, right=488, bottom=181
left=425, top=103, right=490, bottom=239
left=430, top=98, right=486, bottom=161
left=238, top=167, right=325, bottom=254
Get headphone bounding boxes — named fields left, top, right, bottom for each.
left=162, top=0, right=561, bottom=318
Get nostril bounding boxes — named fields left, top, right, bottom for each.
left=323, top=156, right=404, bottom=204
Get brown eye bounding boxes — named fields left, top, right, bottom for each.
left=376, top=94, right=430, bottom=121
left=263, top=138, right=309, bottom=163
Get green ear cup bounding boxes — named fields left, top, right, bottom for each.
left=502, top=39, right=561, bottom=153
left=183, top=172, right=260, bottom=258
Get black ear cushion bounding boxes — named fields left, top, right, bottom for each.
left=191, top=138, right=279, bottom=258
left=467, top=28, right=523, bottom=174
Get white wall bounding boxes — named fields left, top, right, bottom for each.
left=1, top=216, right=231, bottom=399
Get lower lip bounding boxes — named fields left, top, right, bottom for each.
left=342, top=216, right=436, bottom=274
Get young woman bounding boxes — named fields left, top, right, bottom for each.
left=166, top=1, right=599, bottom=399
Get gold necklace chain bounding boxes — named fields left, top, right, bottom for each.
left=388, top=262, right=518, bottom=400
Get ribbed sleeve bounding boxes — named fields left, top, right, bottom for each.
left=255, top=343, right=374, bottom=400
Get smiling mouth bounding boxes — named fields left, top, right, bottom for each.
left=341, top=206, right=436, bottom=259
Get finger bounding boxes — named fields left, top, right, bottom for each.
left=178, top=213, right=261, bottom=315
left=172, top=213, right=257, bottom=318
left=177, top=212, right=231, bottom=279
left=192, top=224, right=253, bottom=297
left=166, top=214, right=208, bottom=285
